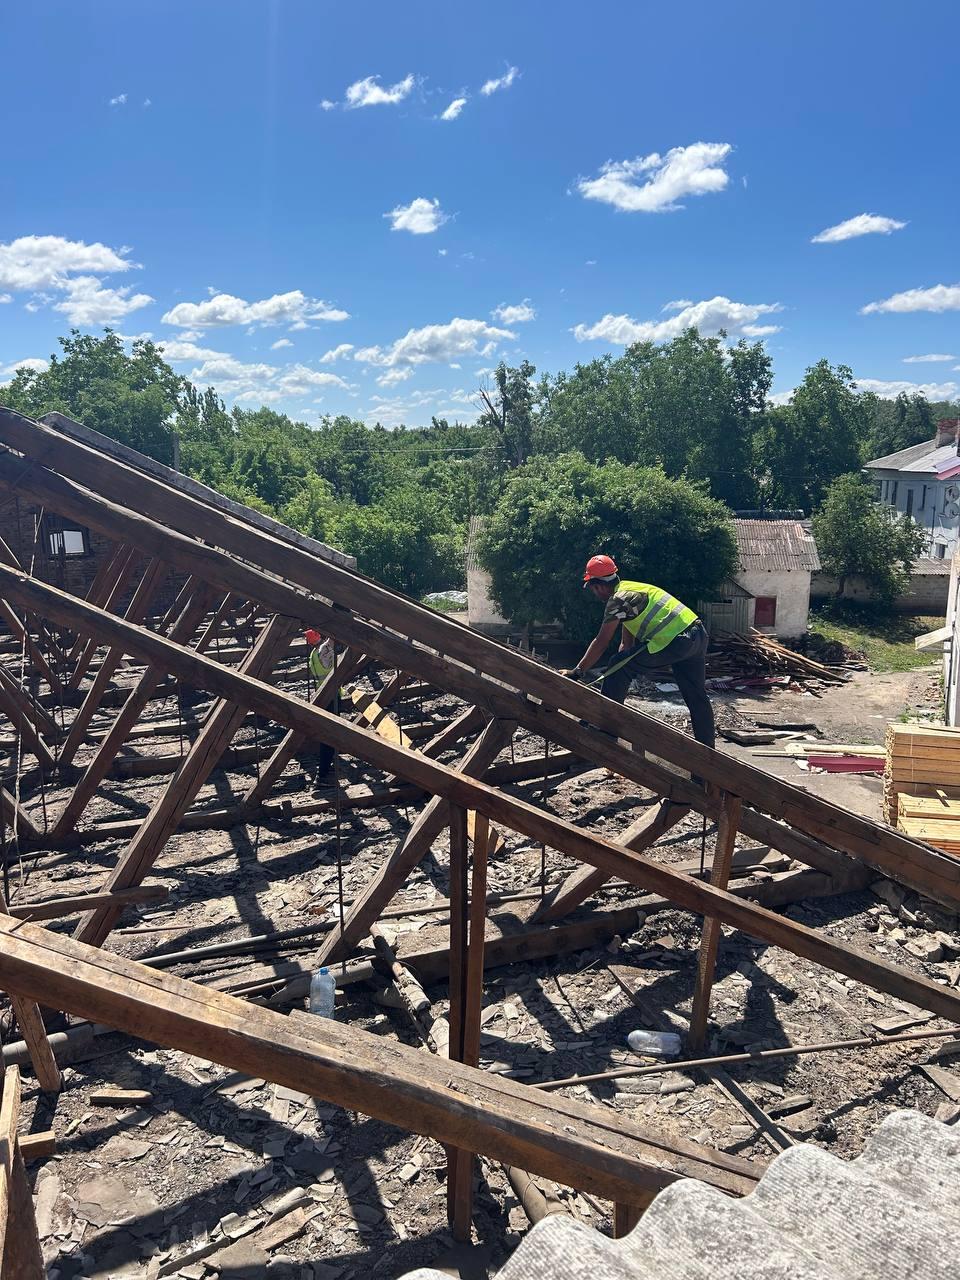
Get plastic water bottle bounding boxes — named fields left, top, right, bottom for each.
left=309, top=966, right=336, bottom=1018
left=627, top=1029, right=681, bottom=1057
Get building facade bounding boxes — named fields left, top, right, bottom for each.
left=864, top=418, right=960, bottom=564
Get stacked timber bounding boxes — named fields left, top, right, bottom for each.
left=708, top=630, right=845, bottom=689
left=885, top=723, right=960, bottom=836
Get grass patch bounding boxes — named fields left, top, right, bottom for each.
left=809, top=601, right=945, bottom=673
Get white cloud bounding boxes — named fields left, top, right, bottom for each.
left=156, top=339, right=224, bottom=363
left=903, top=353, right=957, bottom=363
left=0, top=294, right=10, bottom=304
left=768, top=390, right=794, bottom=407
left=480, top=66, right=519, bottom=96
left=862, top=284, right=960, bottom=315
left=109, top=93, right=127, bottom=107
left=385, top=197, right=448, bottom=235
left=811, top=213, right=906, bottom=244
left=162, top=289, right=349, bottom=328
left=0, top=356, right=49, bottom=380
left=0, top=235, right=137, bottom=291
left=856, top=377, right=960, bottom=401
left=188, top=352, right=352, bottom=403
left=143, top=98, right=152, bottom=108
left=577, top=142, right=732, bottom=214
left=53, top=275, right=153, bottom=326
left=492, top=301, right=536, bottom=324
left=662, top=299, right=693, bottom=312
left=270, top=337, right=293, bottom=350
left=573, top=296, right=782, bottom=345
left=440, top=97, right=467, bottom=121
left=354, top=317, right=514, bottom=369
left=345, top=74, right=415, bottom=108
left=376, top=367, right=414, bottom=386
left=320, top=343, right=354, bottom=364
left=319, top=99, right=336, bottom=111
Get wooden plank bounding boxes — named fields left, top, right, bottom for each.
left=447, top=803, right=473, bottom=1240
left=69, top=544, right=138, bottom=688
left=418, top=705, right=487, bottom=759
left=73, top=614, right=297, bottom=946
left=463, top=813, right=490, bottom=1070
left=0, top=1067, right=20, bottom=1263
left=0, top=914, right=760, bottom=1206
left=915, top=625, right=952, bottom=651
left=2, top=1143, right=44, bottom=1280
left=58, top=556, right=167, bottom=766
left=352, top=688, right=413, bottom=750
left=0, top=679, right=55, bottom=771
left=688, top=793, right=744, bottom=1051
left=0, top=893, right=60, bottom=1092
left=52, top=583, right=219, bottom=836
left=6, top=563, right=960, bottom=1021
left=0, top=598, right=61, bottom=693
left=0, top=786, right=39, bottom=841
left=535, top=800, right=690, bottom=923
left=8, top=885, right=167, bottom=923
left=314, top=718, right=515, bottom=966
left=18, top=1131, right=55, bottom=1161
left=0, top=438, right=928, bottom=898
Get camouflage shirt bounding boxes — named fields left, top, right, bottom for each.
left=602, top=588, right=650, bottom=627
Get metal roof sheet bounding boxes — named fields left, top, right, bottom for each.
left=734, top=519, right=821, bottom=572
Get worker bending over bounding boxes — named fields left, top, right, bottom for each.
left=566, top=555, right=715, bottom=751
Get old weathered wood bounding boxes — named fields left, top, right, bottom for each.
left=463, top=813, right=490, bottom=1071
left=2, top=1143, right=44, bottom=1280
left=0, top=677, right=55, bottom=771
left=52, top=582, right=219, bottom=836
left=62, top=539, right=124, bottom=663
left=446, top=803, right=472, bottom=1239
left=536, top=800, right=690, bottom=922
left=613, top=1201, right=646, bottom=1238
left=0, top=599, right=61, bottom=693
left=0, top=1067, right=20, bottom=1264
left=242, top=647, right=369, bottom=808
left=69, top=544, right=138, bottom=688
left=6, top=565, right=960, bottom=1021
left=314, top=718, right=515, bottom=966
left=8, top=885, right=167, bottom=923
left=370, top=925, right=447, bottom=1054
left=689, top=792, right=743, bottom=1051
left=0, top=661, right=60, bottom=742
left=17, top=1131, right=55, bottom=1161
left=0, top=914, right=759, bottom=1205
left=0, top=892, right=60, bottom=1092
left=0, top=786, right=39, bottom=840
left=58, top=556, right=167, bottom=766
left=73, top=613, right=297, bottom=946
left=2, top=430, right=935, bottom=900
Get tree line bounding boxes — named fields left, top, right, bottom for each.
left=2, top=329, right=954, bottom=625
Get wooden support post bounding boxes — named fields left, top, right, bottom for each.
left=0, top=663, right=60, bottom=742
left=417, top=704, right=486, bottom=760
left=0, top=680, right=55, bottom=771
left=58, top=556, right=167, bottom=766
left=314, top=718, right=514, bottom=967
left=447, top=802, right=473, bottom=1241
left=463, top=814, right=489, bottom=1071
left=689, top=792, right=743, bottom=1052
left=52, top=583, right=219, bottom=836
left=69, top=545, right=138, bottom=687
left=535, top=800, right=690, bottom=922
left=0, top=1068, right=44, bottom=1279
left=0, top=786, right=39, bottom=841
left=63, top=540, right=124, bottom=662
left=377, top=670, right=412, bottom=708
left=0, top=599, right=62, bottom=694
left=73, top=613, right=297, bottom=946
left=0, top=893, right=60, bottom=1091
left=194, top=592, right=240, bottom=652
left=242, top=648, right=369, bottom=809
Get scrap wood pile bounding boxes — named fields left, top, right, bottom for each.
left=707, top=629, right=847, bottom=692
left=744, top=737, right=886, bottom=775
left=887, top=723, right=960, bottom=855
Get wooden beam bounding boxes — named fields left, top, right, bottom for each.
left=69, top=544, right=138, bottom=688
left=7, top=885, right=167, bottom=923
left=58, top=556, right=167, bottom=766
left=447, top=803, right=472, bottom=1239
left=314, top=718, right=515, bottom=966
left=0, top=893, right=60, bottom=1092
left=0, top=662, right=60, bottom=742
left=0, top=679, right=55, bottom=771
left=351, top=687, right=412, bottom=749
left=0, top=408, right=929, bottom=892
left=2, top=1138, right=44, bottom=1280
left=52, top=583, right=219, bottom=836
left=0, top=599, right=61, bottom=694
left=62, top=539, right=124, bottom=663
left=0, top=915, right=759, bottom=1205
left=73, top=614, right=297, bottom=946
left=5, top=565, right=960, bottom=1022
left=0, top=434, right=928, bottom=898
left=535, top=800, right=690, bottom=922
left=689, top=793, right=743, bottom=1051
left=0, top=787, right=39, bottom=841
left=0, top=1066, right=20, bottom=1264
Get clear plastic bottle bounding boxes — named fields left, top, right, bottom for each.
left=309, top=966, right=336, bottom=1018
left=627, top=1029, right=681, bottom=1057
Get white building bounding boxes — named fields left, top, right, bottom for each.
left=864, top=417, right=960, bottom=564
left=465, top=516, right=510, bottom=634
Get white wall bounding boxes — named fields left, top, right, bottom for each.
left=467, top=566, right=510, bottom=632
left=945, top=548, right=960, bottom=727
left=735, top=569, right=810, bottom=638
left=872, top=468, right=957, bottom=563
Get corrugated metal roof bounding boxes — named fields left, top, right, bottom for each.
left=864, top=439, right=944, bottom=472
left=465, top=515, right=485, bottom=573
left=734, top=519, right=821, bottom=572
left=913, top=557, right=952, bottom=575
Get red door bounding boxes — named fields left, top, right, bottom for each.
left=754, top=596, right=777, bottom=628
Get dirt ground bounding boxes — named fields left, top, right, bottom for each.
left=7, top=651, right=960, bottom=1280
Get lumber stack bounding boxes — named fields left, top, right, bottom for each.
left=709, top=630, right=846, bottom=689
left=885, top=722, right=960, bottom=830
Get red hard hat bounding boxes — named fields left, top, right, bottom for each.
left=583, top=554, right=618, bottom=584
left=304, top=629, right=323, bottom=646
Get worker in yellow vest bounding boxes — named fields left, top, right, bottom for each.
left=565, top=554, right=715, bottom=751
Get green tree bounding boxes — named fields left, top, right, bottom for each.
left=754, top=360, right=867, bottom=511
left=281, top=474, right=340, bottom=541
left=330, top=486, right=462, bottom=596
left=478, top=361, right=537, bottom=469
left=813, top=473, right=925, bottom=603
left=478, top=452, right=737, bottom=644
left=1, top=330, right=184, bottom=463
left=862, top=391, right=936, bottom=460
left=174, top=384, right=236, bottom=486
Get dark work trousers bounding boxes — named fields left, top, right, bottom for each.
left=313, top=691, right=339, bottom=779
left=599, top=620, right=715, bottom=750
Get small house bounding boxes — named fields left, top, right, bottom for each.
left=864, top=418, right=960, bottom=564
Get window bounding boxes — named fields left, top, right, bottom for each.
left=905, top=488, right=915, bottom=518
left=936, top=544, right=947, bottom=560
left=920, top=485, right=928, bottom=510
left=45, top=519, right=89, bottom=557
left=890, top=480, right=899, bottom=506
left=754, top=596, right=777, bottom=627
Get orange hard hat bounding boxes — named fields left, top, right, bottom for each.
left=583, top=554, right=619, bottom=584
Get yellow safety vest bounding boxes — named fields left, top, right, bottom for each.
left=616, top=580, right=698, bottom=654
left=309, top=646, right=332, bottom=683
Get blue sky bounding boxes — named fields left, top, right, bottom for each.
left=2, top=1, right=958, bottom=427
